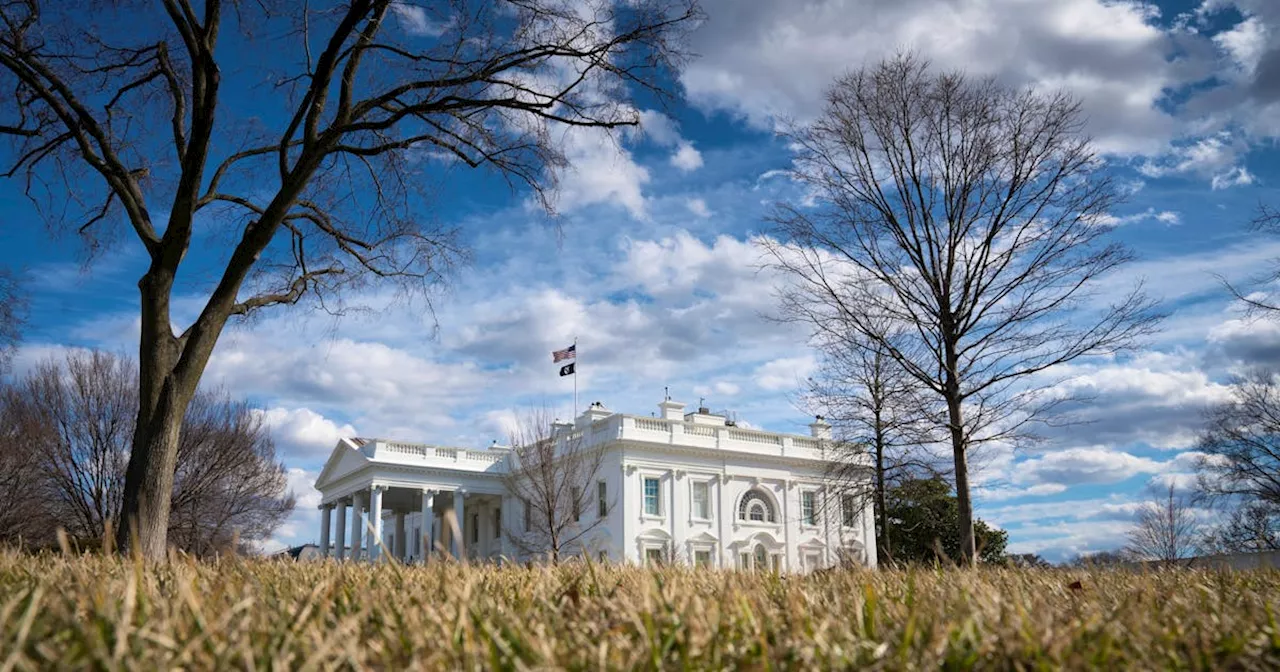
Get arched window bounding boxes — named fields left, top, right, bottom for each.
left=753, top=543, right=768, bottom=570
left=737, top=489, right=776, bottom=523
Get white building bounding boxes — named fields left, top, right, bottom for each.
left=312, top=398, right=877, bottom=571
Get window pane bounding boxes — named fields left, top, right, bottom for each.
left=644, top=478, right=660, bottom=515
left=692, top=482, right=709, bottom=519
left=842, top=495, right=856, bottom=527
left=494, top=508, right=502, bottom=539
left=695, top=550, right=711, bottom=567
left=572, top=486, right=582, bottom=522
left=802, top=491, right=816, bottom=525
left=598, top=480, right=608, bottom=518
left=471, top=513, right=479, bottom=543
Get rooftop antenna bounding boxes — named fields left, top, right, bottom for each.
left=699, top=396, right=706, bottom=408
left=664, top=385, right=670, bottom=400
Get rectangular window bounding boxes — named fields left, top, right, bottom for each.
left=643, top=477, right=661, bottom=516
left=494, top=507, right=502, bottom=539
left=645, top=547, right=664, bottom=566
left=692, top=481, right=710, bottom=520
left=842, top=495, right=857, bottom=528
left=597, top=480, right=608, bottom=518
left=572, top=486, right=582, bottom=522
left=806, top=552, right=822, bottom=571
left=471, top=513, right=479, bottom=544
left=598, top=550, right=609, bottom=563
left=413, top=528, right=420, bottom=558
left=523, top=499, right=532, bottom=532
left=802, top=491, right=816, bottom=526
left=694, top=549, right=712, bottom=567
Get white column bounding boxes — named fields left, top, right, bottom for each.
left=452, top=490, right=465, bottom=559
left=717, top=475, right=731, bottom=568
left=499, top=495, right=513, bottom=559
left=368, top=485, right=384, bottom=562
left=394, top=511, right=407, bottom=561
left=420, top=489, right=435, bottom=561
left=335, top=500, right=347, bottom=560
left=319, top=504, right=332, bottom=558
left=350, top=491, right=365, bottom=562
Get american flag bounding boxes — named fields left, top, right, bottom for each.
left=552, top=344, right=576, bottom=362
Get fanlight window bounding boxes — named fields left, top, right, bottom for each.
left=737, top=489, right=776, bottom=523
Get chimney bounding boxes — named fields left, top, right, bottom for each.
left=809, top=415, right=832, bottom=439
left=579, top=401, right=612, bottom=426
left=551, top=419, right=574, bottom=436
left=658, top=398, right=685, bottom=421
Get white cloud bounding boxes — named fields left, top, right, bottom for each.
left=683, top=0, right=1183, bottom=155
left=553, top=130, right=651, bottom=219
left=1013, top=446, right=1163, bottom=486
left=1211, top=165, right=1256, bottom=189
left=754, top=356, right=816, bottom=391
left=253, top=407, right=358, bottom=462
left=389, top=2, right=448, bottom=37
left=670, top=142, right=704, bottom=172
left=686, top=197, right=712, bottom=218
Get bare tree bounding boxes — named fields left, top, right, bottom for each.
left=764, top=54, right=1161, bottom=564
left=1125, top=483, right=1202, bottom=564
left=0, top=380, right=53, bottom=546
left=1223, top=205, right=1280, bottom=315
left=1194, top=370, right=1280, bottom=552
left=168, top=391, right=295, bottom=557
left=0, top=349, right=294, bottom=553
left=0, top=0, right=700, bottom=559
left=0, top=267, right=23, bottom=373
left=806, top=323, right=944, bottom=565
left=501, top=407, right=611, bottom=563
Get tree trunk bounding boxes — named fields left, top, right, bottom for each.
left=945, top=393, right=976, bottom=566
left=875, top=432, right=891, bottom=565
left=116, top=269, right=200, bottom=559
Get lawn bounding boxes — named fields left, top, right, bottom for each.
left=1, top=551, right=1278, bottom=670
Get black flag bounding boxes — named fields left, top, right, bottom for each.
left=559, top=362, right=575, bottom=377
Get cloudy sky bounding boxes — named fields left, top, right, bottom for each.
left=5, top=0, right=1280, bottom=562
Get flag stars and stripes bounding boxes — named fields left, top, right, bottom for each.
left=552, top=344, right=576, bottom=362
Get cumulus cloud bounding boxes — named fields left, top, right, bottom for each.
left=254, top=407, right=359, bottom=463
left=686, top=197, right=712, bottom=218
left=681, top=0, right=1280, bottom=187
left=1013, top=447, right=1164, bottom=486
left=670, top=142, right=704, bottom=172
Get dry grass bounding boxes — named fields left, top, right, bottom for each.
left=1, top=551, right=1278, bottom=670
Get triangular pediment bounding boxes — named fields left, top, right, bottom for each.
left=687, top=530, right=719, bottom=544
left=314, top=438, right=371, bottom=493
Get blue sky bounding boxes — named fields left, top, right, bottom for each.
left=4, top=0, right=1280, bottom=561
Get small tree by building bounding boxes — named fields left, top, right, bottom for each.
left=883, top=476, right=1007, bottom=565
left=806, top=320, right=945, bottom=566
left=501, top=408, right=612, bottom=563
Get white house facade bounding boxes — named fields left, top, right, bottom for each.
left=312, top=398, right=877, bottom=571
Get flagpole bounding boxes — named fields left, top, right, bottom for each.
left=573, top=336, right=578, bottom=420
